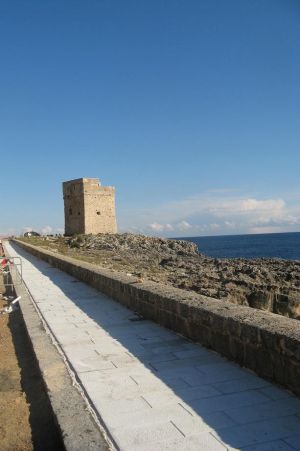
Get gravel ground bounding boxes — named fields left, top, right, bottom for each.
left=0, top=274, right=64, bottom=451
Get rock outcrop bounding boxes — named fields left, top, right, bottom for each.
left=24, top=233, right=300, bottom=319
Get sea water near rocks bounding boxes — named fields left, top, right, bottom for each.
left=180, top=232, right=300, bottom=260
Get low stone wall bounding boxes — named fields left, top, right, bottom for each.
left=13, top=239, right=300, bottom=396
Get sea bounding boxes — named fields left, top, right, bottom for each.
left=179, top=232, right=300, bottom=260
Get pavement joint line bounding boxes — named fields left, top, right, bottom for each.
left=140, top=395, right=153, bottom=408
left=130, top=375, right=139, bottom=385
left=209, top=431, right=228, bottom=450
left=282, top=437, right=299, bottom=450
left=170, top=420, right=186, bottom=437
left=178, top=402, right=194, bottom=416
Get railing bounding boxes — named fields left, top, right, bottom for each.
left=0, top=256, right=23, bottom=294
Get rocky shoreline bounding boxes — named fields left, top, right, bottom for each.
left=20, top=233, right=300, bottom=319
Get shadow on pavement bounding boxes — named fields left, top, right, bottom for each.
left=10, top=242, right=300, bottom=450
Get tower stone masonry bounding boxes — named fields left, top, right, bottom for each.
left=63, top=178, right=117, bottom=235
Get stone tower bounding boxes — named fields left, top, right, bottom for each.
left=63, top=178, right=117, bottom=235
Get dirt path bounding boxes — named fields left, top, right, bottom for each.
left=0, top=275, right=64, bottom=451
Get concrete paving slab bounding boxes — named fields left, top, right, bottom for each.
left=259, top=385, right=293, bottom=401
left=126, top=431, right=228, bottom=451
left=149, top=353, right=222, bottom=371
left=71, top=355, right=116, bottom=373
left=225, top=397, right=300, bottom=424
left=171, top=410, right=236, bottom=436
left=182, top=364, right=257, bottom=386
left=212, top=375, right=271, bottom=394
left=130, top=374, right=190, bottom=390
left=5, top=241, right=300, bottom=451
left=283, top=433, right=300, bottom=450
left=214, top=415, right=300, bottom=448
left=186, top=391, right=271, bottom=415
left=112, top=421, right=183, bottom=450
left=105, top=403, right=194, bottom=430
left=241, top=440, right=295, bottom=450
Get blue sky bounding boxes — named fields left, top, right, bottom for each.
left=1, top=0, right=299, bottom=237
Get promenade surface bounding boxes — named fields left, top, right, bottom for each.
left=5, top=241, right=300, bottom=451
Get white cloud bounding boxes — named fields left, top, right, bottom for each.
left=119, top=190, right=300, bottom=237
left=224, top=221, right=236, bottom=229
left=20, top=225, right=63, bottom=236
left=248, top=226, right=287, bottom=234
left=208, top=198, right=285, bottom=217
left=165, top=223, right=174, bottom=231
left=209, top=223, right=220, bottom=231
left=149, top=222, right=165, bottom=232
left=148, top=220, right=192, bottom=234
left=148, top=222, right=174, bottom=233
left=177, top=220, right=192, bottom=231
left=41, top=225, right=53, bottom=235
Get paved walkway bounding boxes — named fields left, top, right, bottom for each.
left=5, top=242, right=300, bottom=451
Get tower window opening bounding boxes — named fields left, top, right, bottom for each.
left=69, top=207, right=73, bottom=215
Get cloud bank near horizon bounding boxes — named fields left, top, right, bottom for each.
left=1, top=191, right=300, bottom=238
left=0, top=225, right=64, bottom=238
left=119, top=191, right=300, bottom=237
